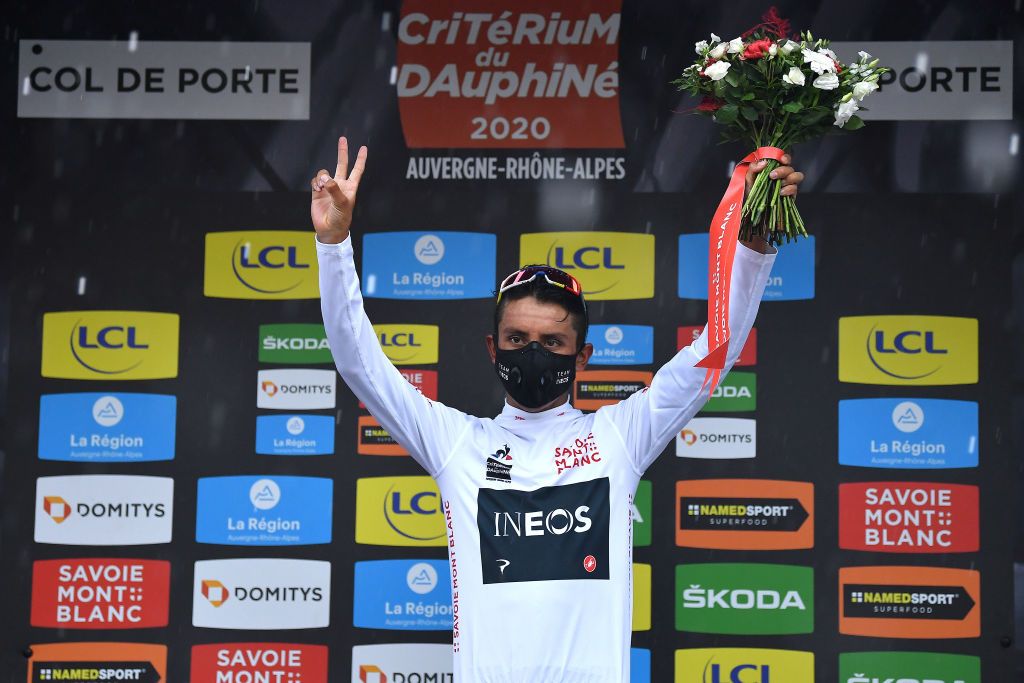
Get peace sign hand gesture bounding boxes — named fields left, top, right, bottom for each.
left=310, top=136, right=368, bottom=245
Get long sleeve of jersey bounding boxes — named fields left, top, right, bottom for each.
left=316, top=234, right=474, bottom=477
left=599, top=242, right=777, bottom=474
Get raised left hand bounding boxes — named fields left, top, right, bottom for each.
left=745, top=153, right=804, bottom=197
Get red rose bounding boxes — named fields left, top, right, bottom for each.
left=742, top=38, right=773, bottom=60
left=833, top=59, right=843, bottom=74
left=696, top=96, right=725, bottom=112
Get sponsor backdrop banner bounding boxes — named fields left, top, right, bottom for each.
left=0, top=3, right=1017, bottom=681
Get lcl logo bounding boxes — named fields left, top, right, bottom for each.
left=236, top=244, right=310, bottom=270
left=379, top=332, right=422, bottom=348
left=74, top=324, right=149, bottom=349
left=550, top=246, right=624, bottom=270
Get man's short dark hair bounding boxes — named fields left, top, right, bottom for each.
left=493, top=278, right=589, bottom=351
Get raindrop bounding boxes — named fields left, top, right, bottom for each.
left=77, top=277, right=87, bottom=296
left=128, top=31, right=138, bottom=52
left=381, top=12, right=392, bottom=31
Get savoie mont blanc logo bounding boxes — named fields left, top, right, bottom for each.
left=838, top=315, right=978, bottom=385
left=38, top=393, right=176, bottom=462
left=361, top=231, right=496, bottom=299
left=204, top=231, right=319, bottom=299
left=41, top=311, right=179, bottom=380
left=519, top=231, right=654, bottom=300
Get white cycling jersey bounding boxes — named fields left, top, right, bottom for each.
left=318, top=235, right=775, bottom=683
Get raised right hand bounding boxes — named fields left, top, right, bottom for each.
left=310, top=136, right=368, bottom=244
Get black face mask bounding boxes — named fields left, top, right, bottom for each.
left=494, top=341, right=578, bottom=409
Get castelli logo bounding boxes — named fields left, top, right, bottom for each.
left=584, top=555, right=597, bottom=573
left=202, top=579, right=230, bottom=607
left=261, top=381, right=278, bottom=397
left=43, top=495, right=72, bottom=523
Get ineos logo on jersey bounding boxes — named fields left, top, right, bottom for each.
left=35, top=475, right=173, bottom=545
left=192, top=559, right=330, bottom=629
left=477, top=477, right=610, bottom=584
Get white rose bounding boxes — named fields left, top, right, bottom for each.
left=834, top=99, right=860, bottom=127
left=858, top=50, right=872, bottom=61
left=709, top=42, right=727, bottom=59
left=820, top=47, right=838, bottom=61
left=852, top=80, right=879, bottom=100
left=782, top=67, right=806, bottom=86
left=769, top=43, right=778, bottom=57
left=802, top=48, right=836, bottom=74
left=695, top=40, right=709, bottom=54
left=813, top=72, right=840, bottom=90
left=703, top=60, right=732, bottom=81
left=710, top=33, right=721, bottom=43
left=728, top=37, right=744, bottom=54
left=781, top=40, right=799, bottom=55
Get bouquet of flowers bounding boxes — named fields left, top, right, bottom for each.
left=672, top=7, right=889, bottom=245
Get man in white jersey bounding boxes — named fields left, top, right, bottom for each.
left=311, top=138, right=803, bottom=683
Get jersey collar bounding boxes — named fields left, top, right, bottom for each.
left=496, top=394, right=581, bottom=424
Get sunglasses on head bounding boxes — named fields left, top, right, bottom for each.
left=497, top=265, right=586, bottom=311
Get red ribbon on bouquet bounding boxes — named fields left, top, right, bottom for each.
left=694, top=145, right=786, bottom=393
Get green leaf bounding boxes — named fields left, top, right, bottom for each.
left=725, top=70, right=741, bottom=88
left=715, top=103, right=739, bottom=124
left=740, top=106, right=758, bottom=121
left=843, top=115, right=865, bottom=130
left=741, top=92, right=756, bottom=101
left=782, top=101, right=803, bottom=113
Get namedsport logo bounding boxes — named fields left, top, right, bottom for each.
left=373, top=324, right=439, bottom=365
left=41, top=311, right=179, bottom=380
left=676, top=479, right=813, bottom=550
left=839, top=565, right=980, bottom=638
left=519, top=231, right=654, bottom=300
left=28, top=642, right=167, bottom=683
left=355, top=477, right=445, bottom=547
left=204, top=231, right=319, bottom=299
left=838, top=315, right=978, bottom=385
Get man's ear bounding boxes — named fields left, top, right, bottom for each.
left=576, top=342, right=593, bottom=372
left=485, top=334, right=496, bottom=364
